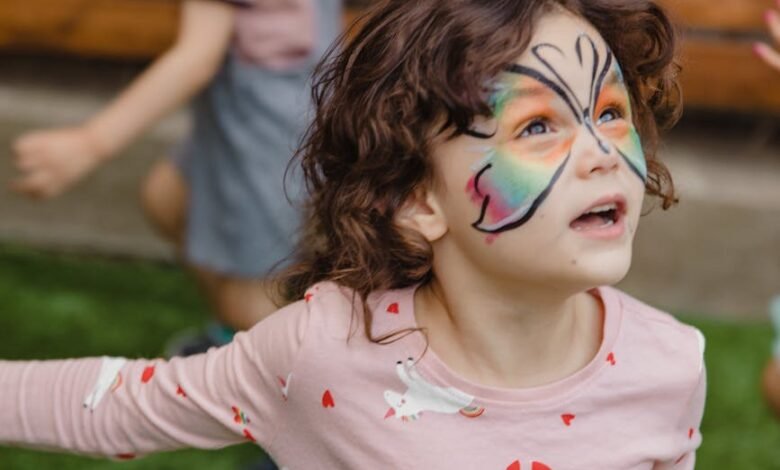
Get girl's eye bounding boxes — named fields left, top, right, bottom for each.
left=596, top=107, right=623, bottom=125
left=519, top=119, right=551, bottom=138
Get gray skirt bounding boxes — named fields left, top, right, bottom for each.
left=173, top=55, right=311, bottom=278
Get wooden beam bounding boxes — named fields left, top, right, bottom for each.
left=0, top=0, right=178, bottom=59
left=0, top=2, right=366, bottom=60
left=657, top=0, right=772, bottom=32
left=679, top=38, right=780, bottom=112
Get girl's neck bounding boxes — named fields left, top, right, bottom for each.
left=414, top=275, right=604, bottom=389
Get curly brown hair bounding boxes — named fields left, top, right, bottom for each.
left=279, top=0, right=681, bottom=340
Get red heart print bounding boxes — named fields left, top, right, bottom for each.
left=176, top=385, right=187, bottom=398
left=606, top=353, right=616, bottom=366
left=532, top=463, right=551, bottom=470
left=322, top=389, right=335, bottom=408
left=305, top=293, right=314, bottom=302
left=561, top=414, right=575, bottom=426
left=243, top=428, right=256, bottom=442
left=506, top=461, right=521, bottom=470
left=387, top=302, right=399, bottom=314
left=688, top=428, right=694, bottom=439
left=141, top=366, right=155, bottom=383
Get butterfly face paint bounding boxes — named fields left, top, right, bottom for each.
left=466, top=34, right=646, bottom=234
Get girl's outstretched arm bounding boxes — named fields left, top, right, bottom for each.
left=11, top=0, right=235, bottom=199
left=0, top=299, right=310, bottom=458
left=755, top=4, right=780, bottom=72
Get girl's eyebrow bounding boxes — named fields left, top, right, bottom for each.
left=512, top=85, right=551, bottom=98
left=494, top=85, right=552, bottom=110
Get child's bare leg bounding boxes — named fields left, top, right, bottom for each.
left=140, top=159, right=188, bottom=247
left=140, top=159, right=281, bottom=331
left=190, top=270, right=282, bottom=330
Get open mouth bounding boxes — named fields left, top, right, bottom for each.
left=570, top=199, right=625, bottom=232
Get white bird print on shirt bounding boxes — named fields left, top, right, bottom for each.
left=384, top=358, right=484, bottom=421
left=83, top=356, right=127, bottom=412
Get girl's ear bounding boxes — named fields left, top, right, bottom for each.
left=395, top=186, right=448, bottom=243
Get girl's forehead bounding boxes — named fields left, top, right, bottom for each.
left=513, top=10, right=609, bottom=68
left=490, top=11, right=622, bottom=111
left=526, top=10, right=605, bottom=50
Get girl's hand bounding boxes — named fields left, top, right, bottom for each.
left=234, top=0, right=316, bottom=70
left=11, top=127, right=104, bottom=199
left=756, top=5, right=780, bottom=72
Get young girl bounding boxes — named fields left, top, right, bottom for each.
left=0, top=0, right=706, bottom=468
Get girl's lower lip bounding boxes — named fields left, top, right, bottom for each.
left=571, top=215, right=626, bottom=239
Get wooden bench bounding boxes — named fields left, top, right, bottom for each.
left=0, top=0, right=179, bottom=59
left=1, top=0, right=778, bottom=114
left=657, top=0, right=780, bottom=114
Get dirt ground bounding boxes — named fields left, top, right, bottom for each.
left=0, top=56, right=778, bottom=319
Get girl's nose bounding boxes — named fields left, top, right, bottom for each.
left=571, top=124, right=620, bottom=178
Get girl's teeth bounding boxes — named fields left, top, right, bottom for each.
left=587, top=203, right=616, bottom=214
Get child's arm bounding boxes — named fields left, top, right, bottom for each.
left=233, top=0, right=315, bottom=70
left=755, top=5, right=780, bottom=72
left=10, top=0, right=236, bottom=199
left=0, top=300, right=310, bottom=457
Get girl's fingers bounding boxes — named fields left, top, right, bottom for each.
left=13, top=154, right=39, bottom=172
left=12, top=134, right=35, bottom=154
left=10, top=172, right=51, bottom=199
left=755, top=42, right=780, bottom=72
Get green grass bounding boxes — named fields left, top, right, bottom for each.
left=0, top=245, right=779, bottom=468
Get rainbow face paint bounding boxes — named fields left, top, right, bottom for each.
left=466, top=34, right=646, bottom=234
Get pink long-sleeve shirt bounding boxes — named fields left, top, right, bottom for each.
left=0, top=282, right=706, bottom=469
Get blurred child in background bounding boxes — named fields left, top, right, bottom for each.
left=10, top=0, right=342, bottom=347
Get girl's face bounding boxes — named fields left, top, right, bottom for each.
left=427, top=10, right=647, bottom=290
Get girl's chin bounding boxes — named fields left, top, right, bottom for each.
left=561, top=254, right=633, bottom=289
left=580, top=262, right=632, bottom=287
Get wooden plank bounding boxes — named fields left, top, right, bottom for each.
left=657, top=0, right=773, bottom=33
left=0, top=2, right=363, bottom=59
left=0, top=0, right=179, bottom=59
left=678, top=38, right=780, bottom=113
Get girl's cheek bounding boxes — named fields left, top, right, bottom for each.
left=503, top=134, right=575, bottom=169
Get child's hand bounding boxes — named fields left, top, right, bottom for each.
left=234, top=0, right=315, bottom=70
left=11, top=127, right=104, bottom=199
left=755, top=5, right=780, bottom=72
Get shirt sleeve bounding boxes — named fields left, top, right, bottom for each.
left=653, top=330, right=708, bottom=470
left=0, top=299, right=310, bottom=459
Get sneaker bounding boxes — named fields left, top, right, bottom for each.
left=165, top=323, right=235, bottom=357
left=243, top=457, right=279, bottom=470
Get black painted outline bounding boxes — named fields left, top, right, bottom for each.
left=471, top=154, right=571, bottom=233
left=472, top=163, right=493, bottom=198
